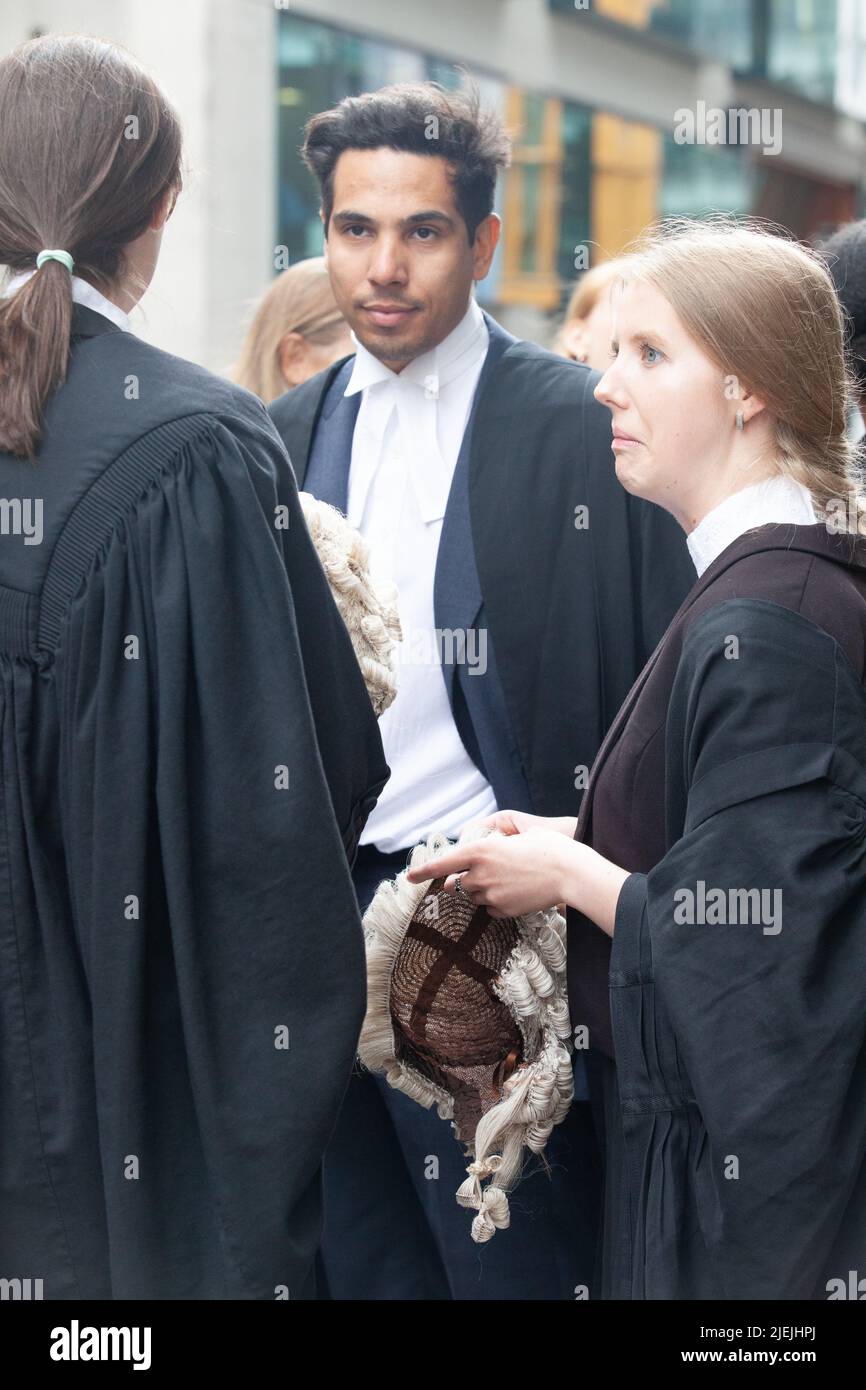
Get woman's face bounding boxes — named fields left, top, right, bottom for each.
left=561, top=294, right=616, bottom=373
left=278, top=323, right=355, bottom=389
left=593, top=278, right=734, bottom=528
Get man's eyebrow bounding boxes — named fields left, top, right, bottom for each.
left=331, top=210, right=375, bottom=226
left=402, top=211, right=455, bottom=228
left=331, top=209, right=456, bottom=229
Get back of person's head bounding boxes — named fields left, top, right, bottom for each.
left=820, top=218, right=866, bottom=402
left=619, top=215, right=861, bottom=517
left=301, top=79, right=511, bottom=245
left=0, top=34, right=183, bottom=458
left=232, top=257, right=347, bottom=402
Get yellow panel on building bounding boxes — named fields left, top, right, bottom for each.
left=593, top=0, right=657, bottom=27
left=591, top=111, right=661, bottom=259
left=499, top=87, right=564, bottom=310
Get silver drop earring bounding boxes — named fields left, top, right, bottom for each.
left=735, top=410, right=744, bottom=431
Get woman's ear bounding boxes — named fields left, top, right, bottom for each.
left=560, top=319, right=589, bottom=363
left=278, top=332, right=308, bottom=389
left=149, top=184, right=177, bottom=231
left=740, top=390, right=768, bottom=426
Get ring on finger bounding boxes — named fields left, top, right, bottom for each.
left=455, top=874, right=473, bottom=905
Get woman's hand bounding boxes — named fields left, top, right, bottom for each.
left=406, top=825, right=631, bottom=935
left=459, top=808, right=578, bottom=841
left=406, top=827, right=573, bottom=919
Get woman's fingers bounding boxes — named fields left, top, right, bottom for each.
left=406, top=846, right=474, bottom=883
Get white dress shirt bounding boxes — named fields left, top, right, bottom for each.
left=3, top=269, right=132, bottom=332
left=347, top=296, right=499, bottom=852
left=686, top=473, right=818, bottom=578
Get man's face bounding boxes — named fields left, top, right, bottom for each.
left=322, top=147, right=499, bottom=372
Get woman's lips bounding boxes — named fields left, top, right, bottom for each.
left=612, top=431, right=643, bottom=450
left=363, top=305, right=418, bottom=328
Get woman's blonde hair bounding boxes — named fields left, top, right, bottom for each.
left=616, top=215, right=864, bottom=520
left=232, top=256, right=346, bottom=402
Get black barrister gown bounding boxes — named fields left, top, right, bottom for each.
left=567, top=524, right=866, bottom=1299
left=0, top=304, right=388, bottom=1298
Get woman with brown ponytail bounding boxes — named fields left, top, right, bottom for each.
left=0, top=35, right=387, bottom=1299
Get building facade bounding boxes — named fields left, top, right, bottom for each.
left=3, top=0, right=866, bottom=365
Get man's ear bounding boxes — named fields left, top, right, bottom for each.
left=320, top=207, right=328, bottom=262
left=472, top=212, right=500, bottom=282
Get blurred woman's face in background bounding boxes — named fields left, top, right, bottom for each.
left=560, top=292, right=616, bottom=373
left=278, top=322, right=354, bottom=389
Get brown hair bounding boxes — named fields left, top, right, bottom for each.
left=231, top=257, right=346, bottom=403
left=301, top=79, right=511, bottom=244
left=619, top=216, right=864, bottom=518
left=0, top=34, right=183, bottom=458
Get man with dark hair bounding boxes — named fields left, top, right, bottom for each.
left=270, top=80, right=693, bottom=1300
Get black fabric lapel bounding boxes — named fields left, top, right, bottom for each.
left=432, top=312, right=518, bottom=704
left=71, top=303, right=123, bottom=341
left=268, top=354, right=354, bottom=490
left=302, top=358, right=360, bottom=512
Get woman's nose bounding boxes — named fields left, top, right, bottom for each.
left=594, top=363, right=622, bottom=409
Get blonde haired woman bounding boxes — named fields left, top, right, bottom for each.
left=557, top=258, right=625, bottom=369
left=233, top=256, right=353, bottom=400
left=410, top=217, right=866, bottom=1300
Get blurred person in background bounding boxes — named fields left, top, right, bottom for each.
left=232, top=255, right=353, bottom=401
left=556, top=258, right=625, bottom=371
left=821, top=219, right=866, bottom=451
left=0, top=34, right=387, bottom=1300
left=269, top=79, right=693, bottom=1302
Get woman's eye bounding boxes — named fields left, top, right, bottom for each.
left=641, top=342, right=663, bottom=365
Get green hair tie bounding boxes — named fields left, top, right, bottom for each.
left=36, top=249, right=74, bottom=273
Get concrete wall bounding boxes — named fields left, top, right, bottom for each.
left=0, top=0, right=275, bottom=369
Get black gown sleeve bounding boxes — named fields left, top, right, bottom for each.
left=629, top=489, right=694, bottom=663
left=235, top=400, right=390, bottom=864
left=610, top=598, right=866, bottom=1298
left=54, top=413, right=376, bottom=1298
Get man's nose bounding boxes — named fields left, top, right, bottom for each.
left=368, top=234, right=408, bottom=285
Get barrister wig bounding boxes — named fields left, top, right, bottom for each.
left=298, top=491, right=401, bottom=717
left=358, top=829, right=574, bottom=1243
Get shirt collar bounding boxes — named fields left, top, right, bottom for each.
left=344, top=296, right=486, bottom=400
left=687, top=473, right=818, bottom=578
left=3, top=269, right=133, bottom=333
